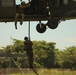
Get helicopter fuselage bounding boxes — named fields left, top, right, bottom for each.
left=0, top=0, right=76, bottom=33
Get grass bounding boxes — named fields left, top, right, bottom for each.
left=0, top=68, right=76, bottom=75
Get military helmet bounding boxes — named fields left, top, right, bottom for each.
left=21, top=1, right=26, bottom=5
left=24, top=37, right=28, bottom=40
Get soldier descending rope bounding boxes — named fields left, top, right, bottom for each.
left=24, top=36, right=39, bottom=75
left=24, top=36, right=34, bottom=69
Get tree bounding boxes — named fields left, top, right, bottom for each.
left=33, top=41, right=57, bottom=68
left=44, top=42, right=56, bottom=68
left=1, top=38, right=76, bottom=69
left=61, top=46, right=76, bottom=69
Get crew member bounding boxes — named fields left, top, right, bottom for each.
left=24, top=37, right=34, bottom=69
left=15, top=1, right=30, bottom=29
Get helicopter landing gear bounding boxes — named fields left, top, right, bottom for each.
left=36, top=22, right=46, bottom=33
left=47, top=18, right=59, bottom=29
left=36, top=18, right=60, bottom=33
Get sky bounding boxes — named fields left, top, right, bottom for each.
left=0, top=0, right=76, bottom=50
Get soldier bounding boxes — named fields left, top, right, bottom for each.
left=15, top=1, right=30, bottom=29
left=24, top=37, right=34, bottom=69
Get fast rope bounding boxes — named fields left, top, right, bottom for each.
left=27, top=0, right=39, bottom=75
left=28, top=21, right=30, bottom=40
left=28, top=21, right=39, bottom=75
left=28, top=0, right=31, bottom=40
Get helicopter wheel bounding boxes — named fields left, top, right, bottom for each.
left=36, top=23, right=46, bottom=33
left=47, top=19, right=59, bottom=29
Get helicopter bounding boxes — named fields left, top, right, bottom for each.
left=0, top=0, right=76, bottom=33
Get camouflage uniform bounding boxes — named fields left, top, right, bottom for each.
left=15, top=1, right=30, bottom=29
left=24, top=37, right=33, bottom=68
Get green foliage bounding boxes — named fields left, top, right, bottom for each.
left=12, top=39, right=24, bottom=53
left=61, top=46, right=76, bottom=69
left=33, top=41, right=56, bottom=68
left=0, top=39, right=76, bottom=69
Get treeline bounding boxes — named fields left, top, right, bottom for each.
left=0, top=39, right=76, bottom=69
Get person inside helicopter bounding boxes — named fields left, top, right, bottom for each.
left=15, top=1, right=30, bottom=29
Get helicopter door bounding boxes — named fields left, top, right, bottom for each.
left=0, top=0, right=16, bottom=18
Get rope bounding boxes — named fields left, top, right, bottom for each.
left=28, top=0, right=31, bottom=40
left=27, top=0, right=39, bottom=75
left=25, top=0, right=39, bottom=75
left=28, top=21, right=30, bottom=40
left=28, top=12, right=39, bottom=75
left=12, top=58, right=25, bottom=75
left=32, top=68, right=39, bottom=75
